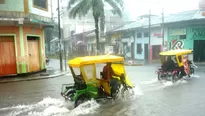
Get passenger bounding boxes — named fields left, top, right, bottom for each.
left=165, top=56, right=175, bottom=71
left=183, top=56, right=190, bottom=76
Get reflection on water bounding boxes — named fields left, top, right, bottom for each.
left=0, top=86, right=143, bottom=116
left=0, top=97, right=100, bottom=116
left=0, top=74, right=200, bottom=116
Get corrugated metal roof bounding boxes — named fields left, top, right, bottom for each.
left=112, top=9, right=205, bottom=32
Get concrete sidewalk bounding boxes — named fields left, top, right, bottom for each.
left=0, top=67, right=70, bottom=83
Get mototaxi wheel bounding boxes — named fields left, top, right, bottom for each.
left=65, top=90, right=75, bottom=101
left=190, top=67, right=194, bottom=76
left=110, top=78, right=121, bottom=99
left=157, top=73, right=162, bottom=81
left=74, top=95, right=89, bottom=108
left=121, top=86, right=135, bottom=100
left=172, top=74, right=177, bottom=83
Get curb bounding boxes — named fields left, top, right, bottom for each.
left=124, top=63, right=143, bottom=66
left=0, top=71, right=70, bottom=84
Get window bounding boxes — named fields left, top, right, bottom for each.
left=0, top=0, right=5, bottom=4
left=33, top=0, right=48, bottom=10
left=179, top=35, right=186, bottom=39
left=137, top=44, right=142, bottom=54
left=83, top=65, right=95, bottom=80
left=144, top=32, right=149, bottom=37
left=137, top=32, right=142, bottom=38
left=72, top=68, right=80, bottom=75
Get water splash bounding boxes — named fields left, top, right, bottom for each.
left=69, top=100, right=100, bottom=116
left=0, top=97, right=100, bottom=116
left=191, top=74, right=200, bottom=78
left=140, top=78, right=158, bottom=85
left=162, top=79, right=188, bottom=89
left=119, top=85, right=144, bottom=103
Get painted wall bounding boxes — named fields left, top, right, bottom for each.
left=0, top=0, right=24, bottom=12
left=28, top=0, right=52, bottom=18
left=134, top=32, right=149, bottom=60
left=122, top=37, right=132, bottom=58
left=168, top=27, right=189, bottom=50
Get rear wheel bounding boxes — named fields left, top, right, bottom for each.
left=74, top=95, right=89, bottom=108
left=190, top=67, right=194, bottom=76
left=172, top=74, right=177, bottom=83
left=158, top=73, right=162, bottom=81
left=121, top=86, right=135, bottom=100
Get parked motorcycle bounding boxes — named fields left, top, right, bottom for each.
left=46, top=57, right=50, bottom=65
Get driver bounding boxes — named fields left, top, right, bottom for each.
left=102, top=63, right=120, bottom=96
left=164, top=56, right=175, bottom=71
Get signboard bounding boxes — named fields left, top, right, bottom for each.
left=169, top=28, right=186, bottom=35
left=153, top=33, right=162, bottom=37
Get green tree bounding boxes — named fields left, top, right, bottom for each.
left=67, top=0, right=123, bottom=53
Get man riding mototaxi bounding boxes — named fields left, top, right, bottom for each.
left=162, top=56, right=175, bottom=71
left=101, top=63, right=121, bottom=96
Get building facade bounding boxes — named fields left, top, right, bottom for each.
left=0, top=0, right=52, bottom=76
left=167, top=24, right=205, bottom=62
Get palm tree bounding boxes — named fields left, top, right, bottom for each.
left=67, top=0, right=123, bottom=53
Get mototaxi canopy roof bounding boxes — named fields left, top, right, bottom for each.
left=159, top=49, right=193, bottom=56
left=68, top=55, right=124, bottom=67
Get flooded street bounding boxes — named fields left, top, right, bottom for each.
left=0, top=64, right=205, bottom=116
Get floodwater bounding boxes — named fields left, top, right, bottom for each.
left=0, top=64, right=204, bottom=116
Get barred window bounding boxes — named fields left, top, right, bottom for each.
left=33, top=0, right=48, bottom=10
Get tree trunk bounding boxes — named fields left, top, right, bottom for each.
left=94, top=15, right=100, bottom=54
left=100, top=9, right=105, bottom=34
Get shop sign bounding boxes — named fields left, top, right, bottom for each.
left=169, top=28, right=186, bottom=35
left=191, top=27, right=205, bottom=40
left=169, top=39, right=184, bottom=50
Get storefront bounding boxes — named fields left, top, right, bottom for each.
left=168, top=26, right=205, bottom=62
left=150, top=28, right=163, bottom=62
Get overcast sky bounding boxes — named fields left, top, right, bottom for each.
left=52, top=0, right=201, bottom=22
left=124, top=0, right=200, bottom=20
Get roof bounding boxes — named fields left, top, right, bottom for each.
left=111, top=9, right=204, bottom=32
left=159, top=49, right=193, bottom=56
left=86, top=32, right=95, bottom=37
left=73, top=29, right=95, bottom=36
left=50, top=37, right=59, bottom=42
left=68, top=55, right=124, bottom=67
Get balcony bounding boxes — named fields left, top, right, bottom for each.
left=0, top=11, right=52, bottom=27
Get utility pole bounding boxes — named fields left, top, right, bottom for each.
left=148, top=9, right=151, bottom=63
left=58, top=0, right=63, bottom=71
left=162, top=8, right=165, bottom=51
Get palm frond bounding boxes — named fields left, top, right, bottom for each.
left=69, top=0, right=92, bottom=19
left=114, top=0, right=124, bottom=8
left=67, top=0, right=81, bottom=10
left=104, top=0, right=122, bottom=17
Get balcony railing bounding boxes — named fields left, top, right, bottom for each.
left=0, top=11, right=52, bottom=24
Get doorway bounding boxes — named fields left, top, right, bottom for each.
left=144, top=44, right=148, bottom=60
left=152, top=45, right=161, bottom=59
left=0, top=36, right=17, bottom=76
left=194, top=40, right=205, bottom=62
left=27, top=36, right=40, bottom=72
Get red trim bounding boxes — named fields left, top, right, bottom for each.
left=150, top=45, right=152, bottom=63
